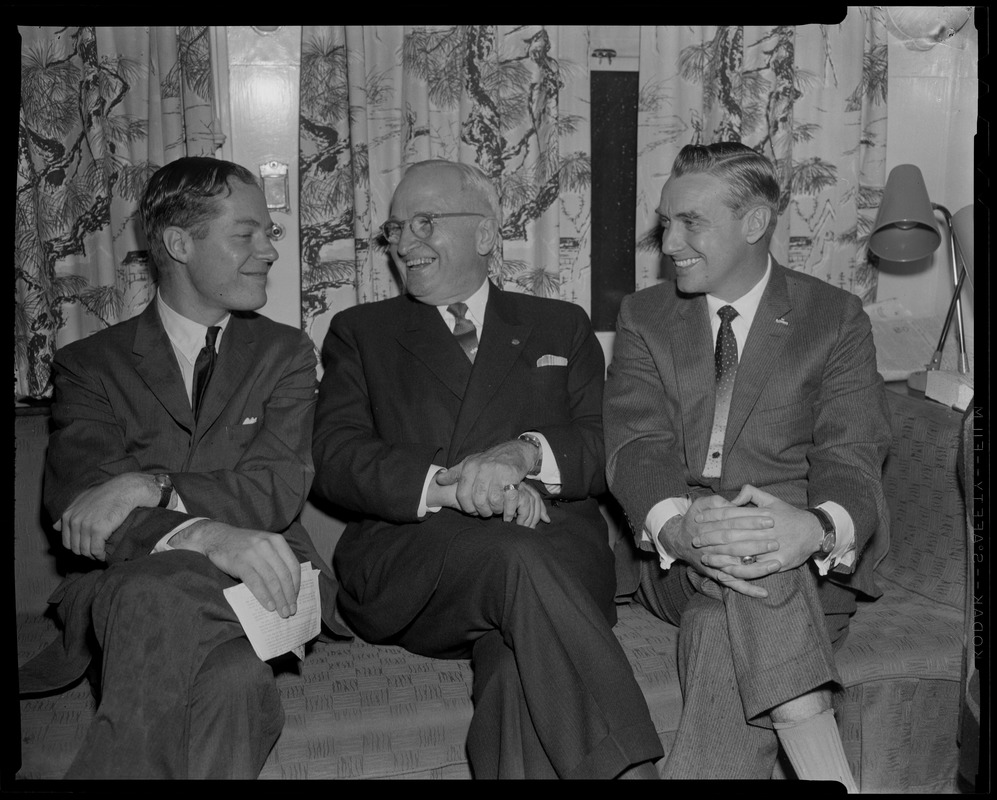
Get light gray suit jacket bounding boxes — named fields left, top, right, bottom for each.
left=605, top=260, right=891, bottom=601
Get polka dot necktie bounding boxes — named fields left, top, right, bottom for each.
left=447, top=302, right=478, bottom=363
left=192, top=326, right=221, bottom=421
left=704, top=305, right=738, bottom=478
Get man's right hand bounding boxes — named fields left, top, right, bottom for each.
left=56, top=472, right=162, bottom=561
left=169, top=520, right=302, bottom=618
left=659, top=495, right=779, bottom=598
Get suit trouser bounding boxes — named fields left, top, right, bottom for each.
left=381, top=514, right=663, bottom=779
left=65, top=551, right=284, bottom=779
left=636, top=560, right=851, bottom=779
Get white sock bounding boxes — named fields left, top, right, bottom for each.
left=774, top=708, right=858, bottom=792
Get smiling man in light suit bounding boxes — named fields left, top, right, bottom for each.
left=19, top=157, right=346, bottom=778
left=311, top=159, right=663, bottom=779
left=605, top=142, right=891, bottom=789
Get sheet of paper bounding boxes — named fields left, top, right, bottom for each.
left=224, top=561, right=322, bottom=662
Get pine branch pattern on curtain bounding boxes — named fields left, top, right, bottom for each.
left=296, top=25, right=592, bottom=357
left=16, top=25, right=219, bottom=401
left=634, top=11, right=888, bottom=301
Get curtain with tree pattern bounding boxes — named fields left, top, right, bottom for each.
left=295, top=25, right=593, bottom=354
left=16, top=25, right=220, bottom=401
left=634, top=12, right=889, bottom=300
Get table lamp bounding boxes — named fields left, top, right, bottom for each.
left=867, top=164, right=972, bottom=393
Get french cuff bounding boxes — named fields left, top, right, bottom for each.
left=643, top=496, right=692, bottom=571
left=813, top=500, right=856, bottom=576
left=152, top=517, right=207, bottom=554
left=522, top=431, right=561, bottom=494
left=418, top=464, right=446, bottom=517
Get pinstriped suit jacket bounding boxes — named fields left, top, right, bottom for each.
left=22, top=299, right=343, bottom=694
left=605, top=260, right=891, bottom=601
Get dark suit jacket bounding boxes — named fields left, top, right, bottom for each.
left=311, top=283, right=608, bottom=641
left=21, top=299, right=342, bottom=694
left=605, top=260, right=891, bottom=601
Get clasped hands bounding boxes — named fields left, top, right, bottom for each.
left=659, top=485, right=822, bottom=598
left=56, top=472, right=301, bottom=619
left=429, top=439, right=550, bottom=529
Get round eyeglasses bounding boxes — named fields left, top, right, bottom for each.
left=380, top=212, right=486, bottom=244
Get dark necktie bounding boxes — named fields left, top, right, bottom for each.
left=704, top=305, right=739, bottom=477
left=447, top=302, right=478, bottom=363
left=192, top=325, right=221, bottom=420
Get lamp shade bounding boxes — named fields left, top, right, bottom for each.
left=868, top=164, right=942, bottom=261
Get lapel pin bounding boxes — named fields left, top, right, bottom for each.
left=775, top=316, right=789, bottom=326
left=511, top=339, right=520, bottom=345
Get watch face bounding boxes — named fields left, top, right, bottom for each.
left=821, top=532, right=835, bottom=555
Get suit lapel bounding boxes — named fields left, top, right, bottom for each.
left=133, top=300, right=195, bottom=431
left=396, top=297, right=472, bottom=400
left=671, top=294, right=716, bottom=477
left=450, top=286, right=532, bottom=460
left=724, top=263, right=792, bottom=453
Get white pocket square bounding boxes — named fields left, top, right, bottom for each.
left=536, top=354, right=568, bottom=368
left=242, top=416, right=258, bottom=425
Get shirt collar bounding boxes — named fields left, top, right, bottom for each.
left=706, top=255, right=772, bottom=331
left=438, top=278, right=489, bottom=329
left=157, top=290, right=231, bottom=364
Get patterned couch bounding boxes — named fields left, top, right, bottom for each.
left=13, top=388, right=971, bottom=789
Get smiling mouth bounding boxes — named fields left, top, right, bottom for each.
left=404, top=257, right=436, bottom=269
left=672, top=257, right=700, bottom=269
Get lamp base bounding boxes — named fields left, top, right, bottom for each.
left=907, top=371, right=929, bottom=393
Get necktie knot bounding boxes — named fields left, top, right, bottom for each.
left=204, top=325, right=220, bottom=349
left=717, top=305, right=738, bottom=324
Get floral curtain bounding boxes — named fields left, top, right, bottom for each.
left=296, top=25, right=592, bottom=353
left=16, top=25, right=220, bottom=401
left=634, top=10, right=889, bottom=300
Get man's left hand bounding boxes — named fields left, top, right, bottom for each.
left=693, top=484, right=821, bottom=576
left=435, top=439, right=535, bottom=517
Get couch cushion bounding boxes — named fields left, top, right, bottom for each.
left=877, top=392, right=965, bottom=609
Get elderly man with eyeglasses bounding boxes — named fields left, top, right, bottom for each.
left=310, top=159, right=663, bottom=779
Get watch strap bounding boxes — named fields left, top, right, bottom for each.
left=155, top=474, right=173, bottom=509
left=518, top=433, right=543, bottom=476
left=806, top=506, right=835, bottom=556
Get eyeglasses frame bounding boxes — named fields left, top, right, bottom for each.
left=380, top=212, right=487, bottom=244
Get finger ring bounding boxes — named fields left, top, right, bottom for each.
left=740, top=555, right=757, bottom=565
left=503, top=484, right=519, bottom=492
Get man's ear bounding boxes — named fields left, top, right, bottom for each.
left=162, top=226, right=192, bottom=264
left=476, top=216, right=500, bottom=256
left=743, top=205, right=772, bottom=245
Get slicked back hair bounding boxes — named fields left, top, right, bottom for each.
left=671, top=142, right=780, bottom=235
left=140, top=157, right=260, bottom=270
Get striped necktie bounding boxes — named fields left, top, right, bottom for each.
left=447, top=302, right=478, bottom=363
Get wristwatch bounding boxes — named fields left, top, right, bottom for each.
left=154, top=473, right=174, bottom=509
left=518, top=433, right=543, bottom=476
left=807, top=506, right=836, bottom=558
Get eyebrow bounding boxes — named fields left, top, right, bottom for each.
left=659, top=210, right=706, bottom=223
